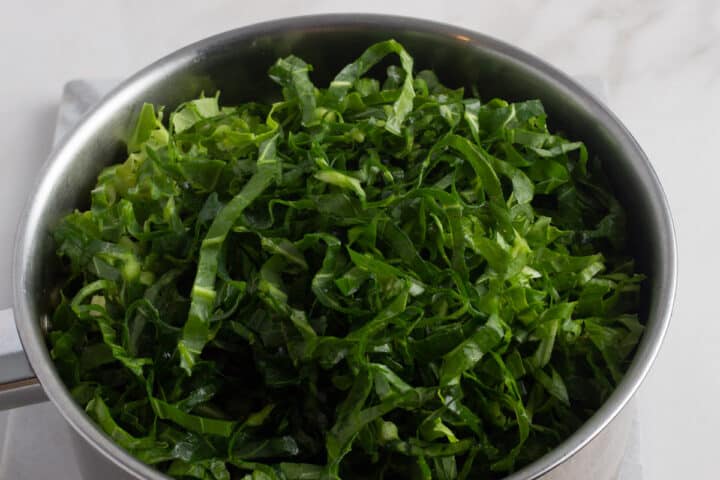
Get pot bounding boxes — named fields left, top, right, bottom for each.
left=0, top=14, right=676, bottom=479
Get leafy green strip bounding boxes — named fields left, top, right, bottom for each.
left=178, top=135, right=280, bottom=374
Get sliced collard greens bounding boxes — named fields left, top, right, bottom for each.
left=51, top=40, right=644, bottom=480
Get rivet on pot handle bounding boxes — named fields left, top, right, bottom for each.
left=0, top=308, right=47, bottom=410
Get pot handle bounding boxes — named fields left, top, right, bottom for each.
left=0, top=308, right=47, bottom=410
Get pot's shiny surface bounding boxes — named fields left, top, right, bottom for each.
left=13, top=14, right=676, bottom=479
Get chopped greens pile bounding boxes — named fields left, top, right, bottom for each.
left=50, top=40, right=644, bottom=480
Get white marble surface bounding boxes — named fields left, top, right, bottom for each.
left=0, top=1, right=717, bottom=479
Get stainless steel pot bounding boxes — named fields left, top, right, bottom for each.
left=0, top=14, right=676, bottom=479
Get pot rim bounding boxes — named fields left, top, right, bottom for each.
left=13, top=13, right=677, bottom=480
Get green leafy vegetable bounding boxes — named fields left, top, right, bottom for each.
left=50, top=39, right=644, bottom=479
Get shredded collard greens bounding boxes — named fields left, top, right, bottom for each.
left=50, top=40, right=644, bottom=479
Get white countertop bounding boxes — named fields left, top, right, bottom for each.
left=1, top=1, right=717, bottom=479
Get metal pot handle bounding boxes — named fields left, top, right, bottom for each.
left=0, top=308, right=47, bottom=410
